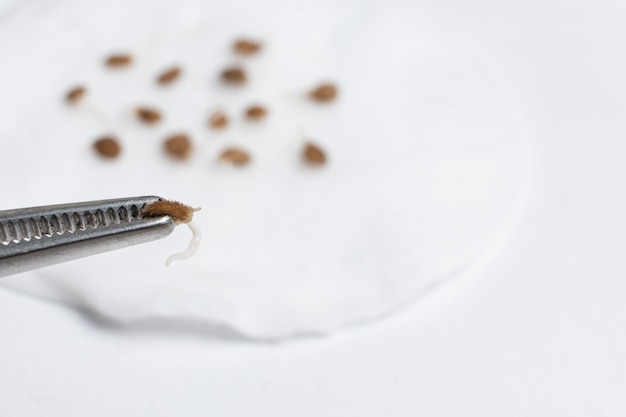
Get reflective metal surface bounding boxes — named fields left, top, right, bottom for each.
left=0, top=196, right=175, bottom=277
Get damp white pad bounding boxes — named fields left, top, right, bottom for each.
left=0, top=0, right=530, bottom=339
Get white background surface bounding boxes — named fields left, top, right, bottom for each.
left=0, top=0, right=528, bottom=339
left=1, top=0, right=626, bottom=415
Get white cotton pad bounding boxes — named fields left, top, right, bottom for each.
left=0, top=0, right=531, bottom=339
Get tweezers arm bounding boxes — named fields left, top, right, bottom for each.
left=0, top=196, right=176, bottom=278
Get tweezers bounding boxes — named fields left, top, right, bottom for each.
left=0, top=196, right=175, bottom=278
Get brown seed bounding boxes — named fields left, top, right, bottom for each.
left=308, top=83, right=338, bottom=102
left=303, top=142, right=327, bottom=166
left=219, top=148, right=251, bottom=166
left=65, top=86, right=86, bottom=104
left=93, top=136, right=121, bottom=159
left=209, top=111, right=229, bottom=130
left=105, top=54, right=133, bottom=68
left=136, top=107, right=162, bottom=124
left=245, top=105, right=267, bottom=121
left=164, top=134, right=192, bottom=160
left=157, top=66, right=181, bottom=85
left=143, top=200, right=196, bottom=224
left=221, top=66, right=247, bottom=85
left=233, top=39, right=262, bottom=56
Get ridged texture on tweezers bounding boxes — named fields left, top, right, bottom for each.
left=0, top=203, right=143, bottom=246
left=0, top=196, right=176, bottom=277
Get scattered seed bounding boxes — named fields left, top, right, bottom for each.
left=233, top=38, right=262, bottom=56
left=93, top=136, right=121, bottom=159
left=136, top=107, right=162, bottom=124
left=245, top=105, right=268, bottom=121
left=157, top=66, right=181, bottom=85
left=143, top=200, right=197, bottom=224
left=303, top=142, right=327, bottom=166
left=221, top=66, right=247, bottom=85
left=209, top=110, right=229, bottom=130
left=219, top=148, right=251, bottom=166
left=164, top=134, right=192, bottom=160
left=308, top=83, right=338, bottom=102
left=105, top=54, right=133, bottom=68
left=65, top=86, right=86, bottom=104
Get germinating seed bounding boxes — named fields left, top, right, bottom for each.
left=143, top=200, right=196, bottom=224
left=142, top=200, right=202, bottom=266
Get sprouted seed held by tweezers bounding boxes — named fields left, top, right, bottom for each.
left=142, top=200, right=202, bottom=266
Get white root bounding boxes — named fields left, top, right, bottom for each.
left=165, top=221, right=202, bottom=267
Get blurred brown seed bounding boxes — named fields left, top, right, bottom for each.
left=136, top=107, right=162, bottom=124
left=303, top=142, right=327, bottom=166
left=105, top=54, right=133, bottom=68
left=245, top=105, right=267, bottom=121
left=209, top=111, right=229, bottom=130
left=221, top=67, right=247, bottom=85
left=164, top=134, right=193, bottom=160
left=233, top=39, right=262, bottom=56
left=157, top=66, right=181, bottom=85
left=93, top=136, right=121, bottom=159
left=219, top=148, right=251, bottom=166
left=65, top=86, right=86, bottom=104
left=308, top=83, right=338, bottom=102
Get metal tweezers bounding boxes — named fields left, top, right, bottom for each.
left=0, top=196, right=175, bottom=278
